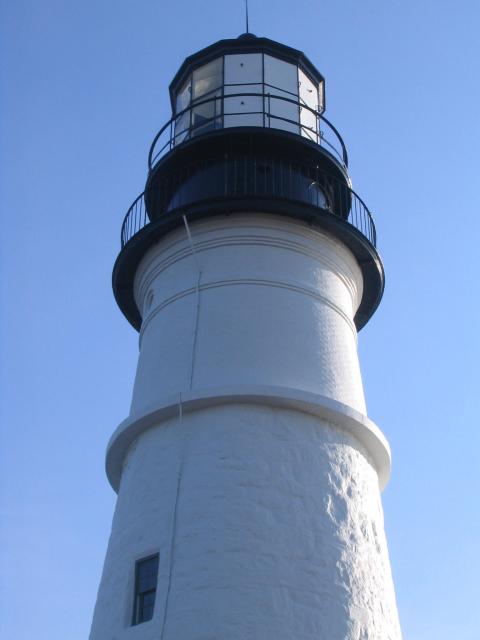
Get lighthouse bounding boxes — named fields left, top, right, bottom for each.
left=90, top=33, right=402, bottom=639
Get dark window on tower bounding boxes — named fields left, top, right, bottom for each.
left=132, top=554, right=159, bottom=625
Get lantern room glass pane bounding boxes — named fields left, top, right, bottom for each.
left=318, top=80, right=325, bottom=114
left=264, top=92, right=299, bottom=134
left=224, top=83, right=263, bottom=128
left=263, top=55, right=299, bottom=134
left=192, top=58, right=223, bottom=100
left=192, top=89, right=222, bottom=136
left=224, top=53, right=262, bottom=87
left=299, top=68, right=319, bottom=142
left=174, top=77, right=192, bottom=145
left=176, top=77, right=191, bottom=113
left=264, top=54, right=298, bottom=96
left=174, top=111, right=190, bottom=145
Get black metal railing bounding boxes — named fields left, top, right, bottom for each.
left=148, top=92, right=348, bottom=171
left=120, top=156, right=375, bottom=249
left=120, top=192, right=148, bottom=247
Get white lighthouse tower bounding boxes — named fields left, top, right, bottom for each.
left=90, top=34, right=402, bottom=639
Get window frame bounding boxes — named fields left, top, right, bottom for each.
left=132, top=553, right=159, bottom=626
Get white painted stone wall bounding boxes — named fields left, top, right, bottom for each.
left=90, top=214, right=401, bottom=639
left=131, top=215, right=366, bottom=415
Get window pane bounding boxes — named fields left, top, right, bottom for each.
left=138, top=556, right=159, bottom=579
left=263, top=56, right=300, bottom=134
left=192, top=58, right=223, bottom=100
left=265, top=92, right=299, bottom=134
left=191, top=90, right=222, bottom=136
left=224, top=53, right=262, bottom=86
left=139, top=572, right=157, bottom=592
left=133, top=555, right=159, bottom=626
left=224, top=84, right=263, bottom=128
left=174, top=79, right=192, bottom=145
left=141, top=591, right=156, bottom=607
left=176, top=78, right=191, bottom=113
left=264, top=55, right=298, bottom=97
left=318, top=80, right=325, bottom=114
left=299, top=68, right=319, bottom=142
left=298, top=68, right=318, bottom=110
left=174, top=112, right=190, bottom=145
left=174, top=112, right=189, bottom=140
left=139, top=605, right=154, bottom=623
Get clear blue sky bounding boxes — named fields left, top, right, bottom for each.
left=1, top=1, right=479, bottom=638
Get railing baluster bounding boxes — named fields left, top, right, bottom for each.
left=233, top=156, right=237, bottom=196
left=224, top=156, right=228, bottom=197
left=244, top=155, right=247, bottom=195
left=265, top=156, right=269, bottom=195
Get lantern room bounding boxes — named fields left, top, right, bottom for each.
left=170, top=33, right=325, bottom=146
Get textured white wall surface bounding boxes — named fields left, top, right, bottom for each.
left=90, top=214, right=401, bottom=639
left=131, top=215, right=366, bottom=415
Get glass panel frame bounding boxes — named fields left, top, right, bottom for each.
left=132, top=554, right=159, bottom=626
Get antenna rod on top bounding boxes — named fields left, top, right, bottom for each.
left=245, top=0, right=249, bottom=33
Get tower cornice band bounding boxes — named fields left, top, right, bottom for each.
left=106, top=385, right=391, bottom=493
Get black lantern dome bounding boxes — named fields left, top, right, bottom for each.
left=113, top=35, right=384, bottom=330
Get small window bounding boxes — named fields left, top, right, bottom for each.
left=132, top=554, right=159, bottom=625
